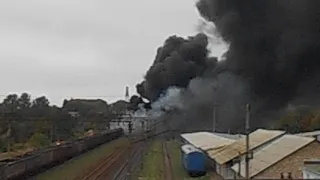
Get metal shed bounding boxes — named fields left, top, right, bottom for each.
left=181, top=132, right=236, bottom=151
left=232, top=134, right=315, bottom=178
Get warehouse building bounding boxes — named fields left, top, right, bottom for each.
left=206, top=129, right=286, bottom=179
left=296, top=130, right=320, bottom=140
left=180, top=131, right=244, bottom=179
left=231, top=134, right=320, bottom=179
left=180, top=132, right=238, bottom=151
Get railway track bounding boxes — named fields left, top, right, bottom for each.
left=79, top=147, right=128, bottom=180
left=112, top=141, right=148, bottom=180
left=78, top=119, right=169, bottom=180
left=163, top=141, right=173, bottom=180
left=77, top=134, right=149, bottom=180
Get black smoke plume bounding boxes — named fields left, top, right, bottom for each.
left=136, top=33, right=218, bottom=101
left=197, top=0, right=320, bottom=107
left=137, top=0, right=320, bottom=132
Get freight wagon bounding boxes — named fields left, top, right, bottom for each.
left=181, top=144, right=206, bottom=177
left=0, top=128, right=123, bottom=180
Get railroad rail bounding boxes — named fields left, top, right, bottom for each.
left=78, top=117, right=170, bottom=180
left=112, top=141, right=148, bottom=180
left=77, top=134, right=149, bottom=180
left=163, top=141, right=173, bottom=180
left=79, top=147, right=128, bottom=180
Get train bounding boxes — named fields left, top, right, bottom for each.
left=0, top=128, right=124, bottom=180
left=181, top=144, right=206, bottom=177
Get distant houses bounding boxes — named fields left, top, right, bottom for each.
left=180, top=129, right=320, bottom=179
left=68, top=111, right=80, bottom=118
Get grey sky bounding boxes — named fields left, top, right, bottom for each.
left=0, top=0, right=226, bottom=106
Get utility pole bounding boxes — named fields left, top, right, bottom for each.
left=245, top=103, right=252, bottom=179
left=213, top=100, right=217, bottom=132
left=7, top=121, right=11, bottom=152
left=51, top=122, right=55, bottom=143
left=213, top=83, right=218, bottom=132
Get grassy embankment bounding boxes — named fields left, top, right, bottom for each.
left=35, top=138, right=130, bottom=180
left=135, top=140, right=210, bottom=180
left=135, top=140, right=165, bottom=180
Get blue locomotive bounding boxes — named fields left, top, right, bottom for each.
left=181, top=144, right=206, bottom=177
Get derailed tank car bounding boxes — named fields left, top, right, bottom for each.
left=181, top=144, right=206, bottom=177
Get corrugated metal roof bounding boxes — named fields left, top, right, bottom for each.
left=232, top=134, right=315, bottom=178
left=181, top=144, right=202, bottom=154
left=212, top=132, right=245, bottom=140
left=296, top=130, right=320, bottom=137
left=207, top=129, right=285, bottom=164
left=181, top=132, right=235, bottom=151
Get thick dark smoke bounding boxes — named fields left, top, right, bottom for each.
left=136, top=33, right=218, bottom=101
left=197, top=0, right=320, bottom=107
left=137, top=0, right=320, bottom=133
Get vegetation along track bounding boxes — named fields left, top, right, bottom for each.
left=163, top=141, right=173, bottom=180
left=79, top=147, right=128, bottom=180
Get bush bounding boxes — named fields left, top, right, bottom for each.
left=12, top=143, right=25, bottom=151
left=0, top=139, right=7, bottom=152
left=276, top=106, right=320, bottom=133
left=27, top=132, right=50, bottom=149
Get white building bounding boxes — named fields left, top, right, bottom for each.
left=232, top=134, right=315, bottom=179
left=207, top=129, right=286, bottom=179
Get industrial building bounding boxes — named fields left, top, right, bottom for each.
left=232, top=134, right=320, bottom=179
left=180, top=132, right=238, bottom=151
left=180, top=129, right=320, bottom=179
left=206, top=129, right=285, bottom=178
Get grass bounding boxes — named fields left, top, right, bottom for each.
left=35, top=138, right=129, bottom=180
left=134, top=140, right=211, bottom=180
left=135, top=140, right=164, bottom=180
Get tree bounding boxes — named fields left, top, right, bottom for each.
left=276, top=105, right=315, bottom=133
left=18, top=93, right=31, bottom=109
left=27, top=132, right=50, bottom=149
left=128, top=95, right=143, bottom=111
left=2, top=94, right=19, bottom=112
left=32, top=96, right=50, bottom=108
left=310, top=110, right=320, bottom=130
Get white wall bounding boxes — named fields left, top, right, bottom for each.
left=216, top=163, right=236, bottom=179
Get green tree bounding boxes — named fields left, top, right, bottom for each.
left=27, top=132, right=50, bottom=149
left=2, top=94, right=19, bottom=112
left=32, top=96, right=50, bottom=108
left=277, top=105, right=314, bottom=133
left=18, top=93, right=31, bottom=109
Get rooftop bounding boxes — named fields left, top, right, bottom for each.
left=296, top=130, right=320, bottom=137
left=232, top=134, right=315, bottom=178
left=212, top=132, right=245, bottom=140
left=181, top=144, right=202, bottom=154
left=180, top=132, right=235, bottom=151
left=207, top=129, right=286, bottom=165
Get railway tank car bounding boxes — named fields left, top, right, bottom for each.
left=1, top=128, right=123, bottom=180
left=181, top=144, right=206, bottom=177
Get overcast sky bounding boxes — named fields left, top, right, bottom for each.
left=0, top=0, right=227, bottom=106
